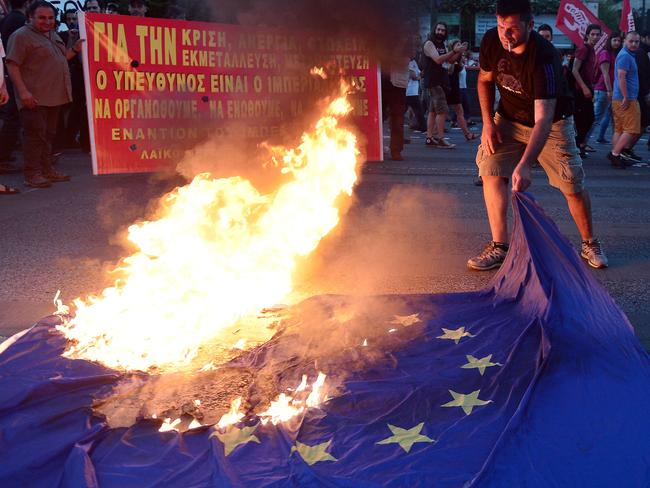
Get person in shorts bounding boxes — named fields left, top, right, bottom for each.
left=467, top=0, right=608, bottom=270
left=608, top=31, right=642, bottom=169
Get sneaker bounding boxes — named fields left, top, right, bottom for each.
left=25, top=175, right=52, bottom=188
left=44, top=170, right=71, bottom=182
left=596, top=138, right=610, bottom=144
left=621, top=149, right=642, bottom=164
left=425, top=137, right=436, bottom=147
left=434, top=137, right=456, bottom=149
left=607, top=152, right=626, bottom=169
left=467, top=241, right=508, bottom=270
left=584, top=145, right=596, bottom=153
left=580, top=238, right=608, bottom=269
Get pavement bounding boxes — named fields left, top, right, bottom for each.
left=1, top=124, right=649, bottom=352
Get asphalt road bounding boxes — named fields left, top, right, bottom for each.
left=1, top=124, right=649, bottom=351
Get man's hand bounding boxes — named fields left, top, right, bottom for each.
left=73, top=38, right=85, bottom=54
left=582, top=85, right=592, bottom=99
left=20, top=90, right=37, bottom=109
left=621, top=97, right=630, bottom=110
left=0, top=84, right=9, bottom=105
left=511, top=162, right=532, bottom=192
left=481, top=120, right=502, bottom=155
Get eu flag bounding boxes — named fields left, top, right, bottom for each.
left=0, top=192, right=648, bottom=487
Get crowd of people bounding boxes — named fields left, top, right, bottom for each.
left=0, top=0, right=179, bottom=194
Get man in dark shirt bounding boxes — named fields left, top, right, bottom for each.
left=572, top=23, right=601, bottom=158
left=467, top=0, right=608, bottom=270
left=0, top=0, right=27, bottom=171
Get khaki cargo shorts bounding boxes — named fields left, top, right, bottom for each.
left=476, top=113, right=585, bottom=194
left=612, top=100, right=641, bottom=134
left=428, top=86, right=449, bottom=114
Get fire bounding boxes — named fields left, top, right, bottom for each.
left=260, top=373, right=327, bottom=425
left=57, top=86, right=360, bottom=372
left=217, top=397, right=245, bottom=429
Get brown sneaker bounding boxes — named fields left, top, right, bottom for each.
left=44, top=170, right=71, bottom=183
left=25, top=175, right=52, bottom=188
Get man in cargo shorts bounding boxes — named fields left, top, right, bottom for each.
left=467, top=0, right=608, bottom=270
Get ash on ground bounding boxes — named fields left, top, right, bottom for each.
left=91, top=295, right=437, bottom=430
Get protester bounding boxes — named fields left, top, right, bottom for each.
left=406, top=55, right=426, bottom=132
left=608, top=31, right=641, bottom=170
left=105, top=2, right=120, bottom=14
left=386, top=56, right=409, bottom=161
left=6, top=0, right=83, bottom=188
left=128, top=0, right=147, bottom=17
left=572, top=23, right=601, bottom=158
left=447, top=39, right=477, bottom=141
left=537, top=23, right=553, bottom=42
left=629, top=30, right=650, bottom=159
left=59, top=7, right=89, bottom=153
left=84, top=0, right=101, bottom=13
left=593, top=32, right=622, bottom=144
left=422, top=22, right=466, bottom=149
left=468, top=0, right=608, bottom=270
left=0, top=0, right=28, bottom=173
left=0, top=38, right=18, bottom=194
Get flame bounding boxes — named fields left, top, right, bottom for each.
left=217, top=397, right=244, bottom=429
left=57, top=88, right=359, bottom=371
left=260, top=372, right=327, bottom=425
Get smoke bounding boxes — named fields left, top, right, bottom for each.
left=293, top=185, right=463, bottom=297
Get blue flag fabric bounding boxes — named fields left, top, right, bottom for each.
left=0, top=192, right=649, bottom=487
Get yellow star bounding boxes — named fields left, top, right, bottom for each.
left=441, top=389, right=492, bottom=415
left=210, top=425, right=260, bottom=456
left=436, top=327, right=475, bottom=344
left=376, top=422, right=435, bottom=453
left=291, top=439, right=337, bottom=465
left=391, top=314, right=421, bottom=327
left=461, top=354, right=502, bottom=376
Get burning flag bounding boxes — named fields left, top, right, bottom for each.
left=0, top=193, right=648, bottom=486
left=56, top=86, right=359, bottom=372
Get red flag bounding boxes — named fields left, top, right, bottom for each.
left=620, top=0, right=635, bottom=33
left=556, top=0, right=611, bottom=52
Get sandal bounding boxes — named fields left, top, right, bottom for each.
left=464, top=133, right=479, bottom=141
left=0, top=183, right=20, bottom=195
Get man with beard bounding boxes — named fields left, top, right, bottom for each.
left=6, top=1, right=83, bottom=187
left=467, top=0, right=608, bottom=270
left=422, top=22, right=466, bottom=148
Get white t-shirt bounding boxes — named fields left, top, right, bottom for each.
left=459, top=65, right=467, bottom=89
left=406, top=59, right=420, bottom=96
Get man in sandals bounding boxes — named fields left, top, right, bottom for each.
left=468, top=0, right=608, bottom=270
left=422, top=22, right=467, bottom=149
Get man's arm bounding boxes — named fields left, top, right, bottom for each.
left=477, top=68, right=501, bottom=154
left=511, top=98, right=555, bottom=191
left=572, top=56, right=592, bottom=98
left=617, top=68, right=630, bottom=109
left=6, top=61, right=36, bottom=109
left=424, top=40, right=465, bottom=66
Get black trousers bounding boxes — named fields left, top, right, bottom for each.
left=385, top=83, right=406, bottom=156
left=19, top=105, right=60, bottom=178
left=0, top=77, right=21, bottom=161
left=574, top=90, right=595, bottom=146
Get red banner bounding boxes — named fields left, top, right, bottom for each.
left=79, top=13, right=381, bottom=175
left=555, top=0, right=610, bottom=51
left=620, top=0, right=635, bottom=34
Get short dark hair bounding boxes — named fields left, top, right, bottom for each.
left=496, top=0, right=532, bottom=23
left=27, top=0, right=56, bottom=17
left=129, top=0, right=147, bottom=6
left=537, top=24, right=553, bottom=35
left=9, top=0, right=28, bottom=10
left=83, top=0, right=101, bottom=9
